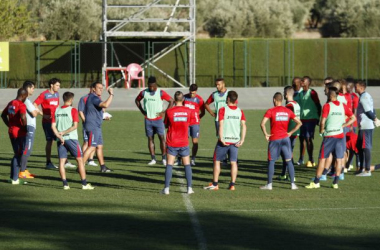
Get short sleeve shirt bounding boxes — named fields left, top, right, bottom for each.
left=24, top=98, right=36, bottom=128
left=2, top=99, right=27, bottom=138
left=34, top=90, right=59, bottom=123
left=84, top=93, right=103, bottom=130
left=264, top=106, right=296, bottom=141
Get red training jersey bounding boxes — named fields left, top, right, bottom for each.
left=2, top=99, right=27, bottom=138
left=164, top=106, right=194, bottom=148
left=183, top=93, right=205, bottom=125
left=52, top=106, right=79, bottom=123
left=321, top=101, right=353, bottom=138
left=350, top=92, right=359, bottom=127
left=264, top=106, right=296, bottom=141
left=34, top=90, right=60, bottom=123
left=346, top=131, right=358, bottom=153
left=136, top=89, right=172, bottom=121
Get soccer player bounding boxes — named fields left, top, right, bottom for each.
left=183, top=84, right=205, bottom=165
left=205, top=78, right=229, bottom=135
left=82, top=82, right=114, bottom=173
left=34, top=78, right=75, bottom=169
left=51, top=92, right=94, bottom=190
left=78, top=87, right=97, bottom=166
left=278, top=86, right=301, bottom=181
left=306, top=87, right=356, bottom=189
left=298, top=76, right=321, bottom=167
left=347, top=79, right=359, bottom=132
left=260, top=92, right=302, bottom=190
left=292, top=77, right=302, bottom=103
left=355, top=81, right=379, bottom=176
left=1, top=88, right=28, bottom=185
left=160, top=91, right=195, bottom=195
left=135, top=76, right=174, bottom=165
left=204, top=91, right=246, bottom=191
left=19, top=81, right=41, bottom=179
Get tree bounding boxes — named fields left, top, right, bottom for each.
left=0, top=0, right=34, bottom=40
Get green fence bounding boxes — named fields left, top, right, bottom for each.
left=0, top=39, right=379, bottom=88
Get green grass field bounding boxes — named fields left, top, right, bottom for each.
left=1, top=110, right=380, bottom=250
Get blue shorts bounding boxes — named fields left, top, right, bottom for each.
left=357, top=129, right=373, bottom=150
left=43, top=122, right=56, bottom=141
left=319, top=137, right=345, bottom=159
left=86, top=128, right=103, bottom=147
left=268, top=137, right=292, bottom=161
left=22, top=126, right=36, bottom=157
left=145, top=119, right=165, bottom=137
left=167, top=146, right=190, bottom=157
left=82, top=124, right=88, bottom=142
left=58, top=139, right=83, bottom=159
left=214, top=141, right=239, bottom=162
left=10, top=136, right=26, bottom=156
left=189, top=125, right=200, bottom=138
left=300, top=120, right=317, bottom=139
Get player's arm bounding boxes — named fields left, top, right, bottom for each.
left=135, top=91, right=147, bottom=116
left=60, top=122, right=78, bottom=136
left=79, top=111, right=85, bottom=123
left=361, top=97, right=378, bottom=123
left=199, top=98, right=206, bottom=119
left=236, top=120, right=246, bottom=147
left=319, top=117, right=327, bottom=135
left=311, top=90, right=322, bottom=117
left=33, top=93, right=44, bottom=115
left=205, top=94, right=215, bottom=117
left=157, top=91, right=174, bottom=117
left=288, top=117, right=302, bottom=136
left=260, top=117, right=271, bottom=142
left=20, top=113, right=27, bottom=127
left=99, top=87, right=114, bottom=108
left=218, top=119, right=226, bottom=145
left=1, top=109, right=9, bottom=127
left=342, top=104, right=356, bottom=128
left=51, top=122, right=64, bottom=144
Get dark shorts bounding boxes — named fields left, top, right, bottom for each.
left=82, top=124, right=88, bottom=142
left=43, top=122, right=56, bottom=141
left=213, top=141, right=239, bottom=162
left=268, top=137, right=292, bottom=161
left=58, top=139, right=83, bottom=159
left=10, top=136, right=26, bottom=156
left=300, top=120, right=317, bottom=139
left=86, top=128, right=103, bottom=147
left=145, top=119, right=165, bottom=137
left=319, top=137, right=345, bottom=159
left=189, top=125, right=200, bottom=138
left=23, top=126, right=36, bottom=157
left=167, top=146, right=190, bottom=157
left=289, top=136, right=297, bottom=151
left=357, top=129, right=373, bottom=150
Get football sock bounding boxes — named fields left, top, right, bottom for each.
left=314, top=177, right=320, bottom=184
left=299, top=156, right=304, bottom=162
left=184, top=164, right=192, bottom=187
left=375, top=164, right=380, bottom=170
left=62, top=179, right=68, bottom=186
left=81, top=179, right=87, bottom=186
left=333, top=176, right=339, bottom=185
left=191, top=156, right=195, bottom=161
left=363, top=148, right=372, bottom=171
left=20, top=155, right=28, bottom=172
left=151, top=155, right=156, bottom=160
left=89, top=158, right=94, bottom=162
left=229, top=182, right=235, bottom=186
left=162, top=154, right=167, bottom=160
left=212, top=181, right=218, bottom=186
left=164, top=165, right=173, bottom=188
left=11, top=156, right=20, bottom=181
left=267, top=160, right=275, bottom=184
left=46, top=160, right=51, bottom=164
left=286, top=160, right=295, bottom=183
left=322, top=168, right=329, bottom=175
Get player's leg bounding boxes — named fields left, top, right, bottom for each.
left=82, top=127, right=96, bottom=166
left=95, top=130, right=111, bottom=173
left=9, top=137, right=21, bottom=183
left=204, top=142, right=225, bottom=190
left=20, top=127, right=35, bottom=178
left=305, top=121, right=316, bottom=167
left=298, top=135, right=305, bottom=165
left=356, top=130, right=365, bottom=174
left=181, top=147, right=193, bottom=194
left=161, top=147, right=176, bottom=195
left=357, top=129, right=373, bottom=176
left=279, top=151, right=287, bottom=180
left=155, top=120, right=167, bottom=165
left=331, top=139, right=345, bottom=188
left=57, top=141, right=69, bottom=189
left=145, top=119, right=157, bottom=164
left=190, top=125, right=200, bottom=166
left=43, top=123, right=57, bottom=169
left=228, top=145, right=239, bottom=190
left=282, top=138, right=297, bottom=189
left=260, top=140, right=280, bottom=190
left=83, top=130, right=96, bottom=165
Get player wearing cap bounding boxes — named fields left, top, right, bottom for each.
left=306, top=87, right=356, bottom=189
left=1, top=88, right=28, bottom=185
left=135, top=76, right=174, bottom=166
left=183, top=84, right=205, bottom=166
left=52, top=92, right=94, bottom=190
left=204, top=91, right=246, bottom=191
left=260, top=92, right=302, bottom=190
left=160, top=91, right=195, bottom=195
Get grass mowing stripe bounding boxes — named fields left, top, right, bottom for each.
left=175, top=167, right=208, bottom=250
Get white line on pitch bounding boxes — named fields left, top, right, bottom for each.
left=174, top=167, right=208, bottom=250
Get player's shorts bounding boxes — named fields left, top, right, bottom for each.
left=82, top=124, right=88, bottom=142
left=22, top=126, right=36, bottom=157
left=43, top=122, right=57, bottom=141
left=58, top=139, right=83, bottom=159
left=145, top=119, right=165, bottom=137
left=300, top=120, right=317, bottom=138
left=357, top=129, right=373, bottom=150
left=343, top=127, right=350, bottom=134
left=86, top=128, right=103, bottom=147
left=213, top=141, right=239, bottom=162
left=189, top=125, right=200, bottom=138
left=214, top=121, right=219, bottom=136
left=319, top=137, right=345, bottom=159
left=268, top=137, right=292, bottom=161
left=167, top=146, right=190, bottom=157
left=10, top=136, right=26, bottom=156
left=289, top=136, right=297, bottom=151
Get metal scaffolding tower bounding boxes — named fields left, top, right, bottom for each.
left=102, top=0, right=196, bottom=88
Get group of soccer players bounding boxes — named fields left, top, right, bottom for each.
left=2, top=75, right=379, bottom=192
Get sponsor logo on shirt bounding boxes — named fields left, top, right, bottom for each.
left=275, top=112, right=289, bottom=121
left=174, top=112, right=188, bottom=116
left=147, top=98, right=156, bottom=102
left=224, top=136, right=239, bottom=140
left=330, top=112, right=343, bottom=116
left=174, top=117, right=188, bottom=122
left=227, top=115, right=240, bottom=119
left=56, top=113, right=69, bottom=117
left=50, top=101, right=58, bottom=106
left=8, top=105, right=16, bottom=114
left=185, top=103, right=195, bottom=109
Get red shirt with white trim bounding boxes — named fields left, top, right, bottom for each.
left=264, top=106, right=296, bottom=141
left=2, top=99, right=27, bottom=138
left=34, top=90, right=60, bottom=123
left=164, top=106, right=195, bottom=148
left=350, top=92, right=359, bottom=127
left=321, top=101, right=353, bottom=138
left=183, top=93, right=205, bottom=125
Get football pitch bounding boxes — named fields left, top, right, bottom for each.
left=1, top=110, right=380, bottom=250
